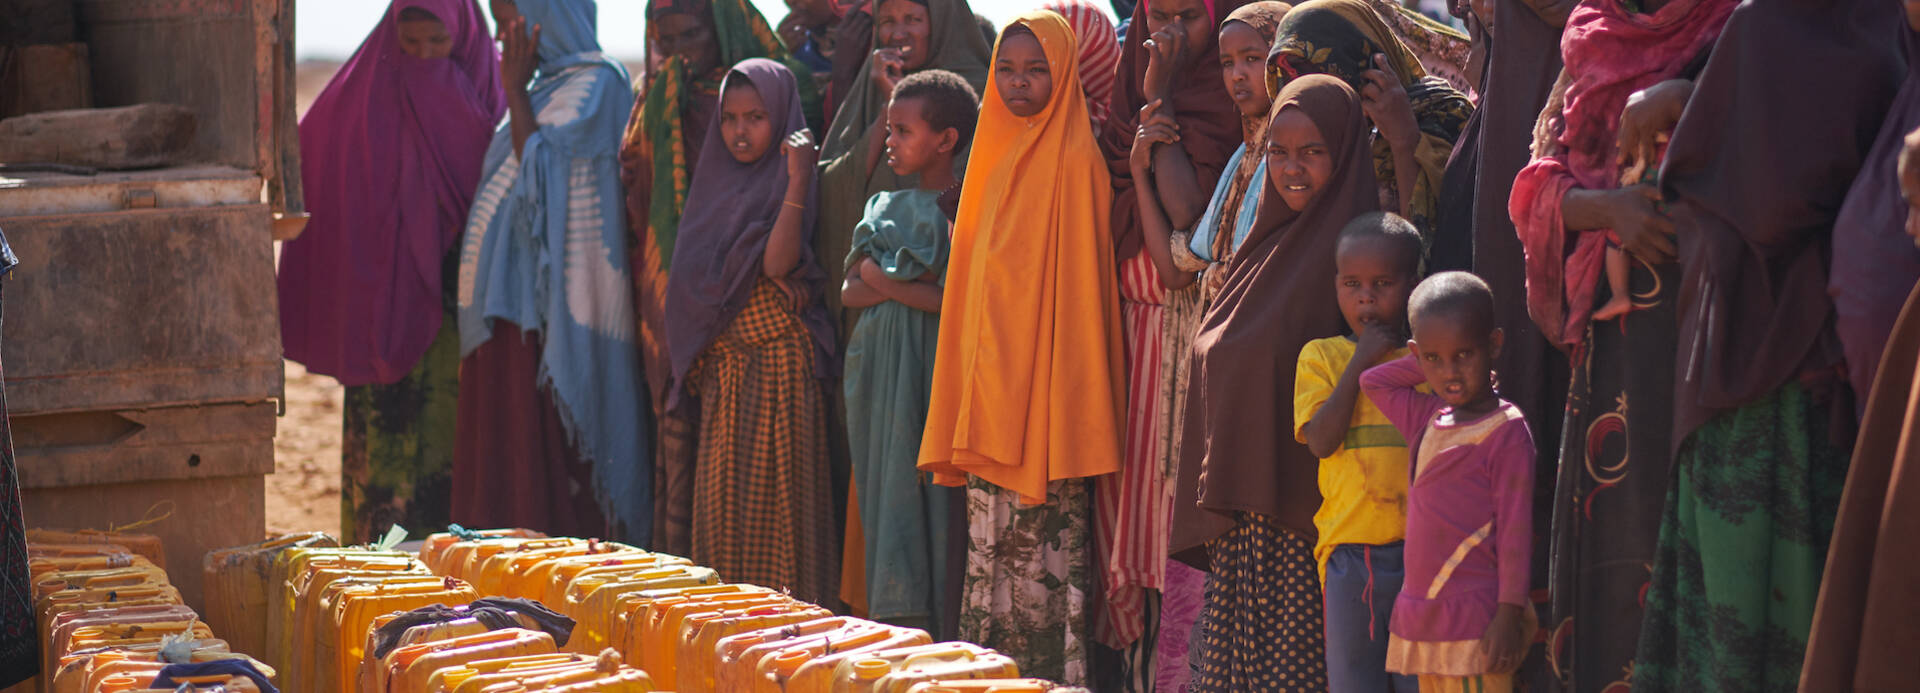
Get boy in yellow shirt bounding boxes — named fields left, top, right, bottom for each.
left=1294, top=212, right=1423, bottom=692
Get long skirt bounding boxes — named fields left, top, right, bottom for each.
left=961, top=477, right=1093, bottom=686
left=688, top=279, right=834, bottom=604
left=452, top=321, right=606, bottom=538
left=1153, top=282, right=1208, bottom=691
left=1631, top=381, right=1849, bottom=692
left=0, top=285, right=34, bottom=688
left=1191, top=511, right=1329, bottom=691
left=341, top=314, right=458, bottom=543
left=1542, top=261, right=1677, bottom=692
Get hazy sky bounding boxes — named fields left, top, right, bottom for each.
left=295, top=0, right=1116, bottom=61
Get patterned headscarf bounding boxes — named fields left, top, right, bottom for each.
left=624, top=0, right=816, bottom=272
left=1041, top=0, right=1122, bottom=128
left=1269, top=0, right=1472, bottom=241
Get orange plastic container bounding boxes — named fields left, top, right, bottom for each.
left=49, top=640, right=258, bottom=693
left=434, top=653, right=595, bottom=692
left=864, top=647, right=1021, bottom=693
left=329, top=577, right=482, bottom=690
left=384, top=628, right=558, bottom=693
left=202, top=531, right=337, bottom=658
left=712, top=617, right=931, bottom=693
left=44, top=603, right=199, bottom=677
left=675, top=603, right=835, bottom=692
left=766, top=622, right=934, bottom=693
left=903, top=680, right=1059, bottom=693
left=268, top=547, right=420, bottom=673
left=452, top=538, right=582, bottom=587
left=816, top=644, right=1016, bottom=693
left=26, top=528, right=167, bottom=571
left=536, top=551, right=683, bottom=607
left=608, top=583, right=774, bottom=677
left=638, top=590, right=797, bottom=689
left=419, top=528, right=547, bottom=574
left=564, top=565, right=719, bottom=654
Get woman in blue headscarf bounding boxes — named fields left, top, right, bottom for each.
left=455, top=0, right=650, bottom=542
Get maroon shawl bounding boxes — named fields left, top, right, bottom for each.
left=279, top=0, right=504, bottom=385
left=1100, top=0, right=1254, bottom=261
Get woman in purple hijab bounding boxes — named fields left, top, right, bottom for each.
left=277, top=0, right=504, bottom=543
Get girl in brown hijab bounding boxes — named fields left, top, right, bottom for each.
left=1179, top=73, right=1378, bottom=691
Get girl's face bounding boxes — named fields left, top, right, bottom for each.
left=884, top=95, right=956, bottom=176
left=399, top=16, right=454, bottom=60
left=1410, top=313, right=1502, bottom=412
left=719, top=82, right=777, bottom=164
left=654, top=12, right=721, bottom=76
left=1217, top=21, right=1271, bottom=118
left=1145, top=0, right=1215, bottom=69
left=994, top=29, right=1053, bottom=118
left=875, top=0, right=934, bottom=72
left=1265, top=106, right=1333, bottom=212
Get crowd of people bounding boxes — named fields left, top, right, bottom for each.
left=275, top=0, right=1920, bottom=690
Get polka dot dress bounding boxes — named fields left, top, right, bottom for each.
left=1190, top=512, right=1330, bottom=691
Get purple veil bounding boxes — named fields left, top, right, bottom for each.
left=664, top=58, right=836, bottom=408
left=279, top=0, right=505, bottom=385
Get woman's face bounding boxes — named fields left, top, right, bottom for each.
left=719, top=81, right=778, bottom=164
left=994, top=29, right=1053, bottom=118
left=1265, top=106, right=1333, bottom=212
left=875, top=0, right=934, bottom=72
left=1217, top=21, right=1271, bottom=118
left=654, top=12, right=721, bottom=75
left=1145, top=0, right=1215, bottom=69
left=398, top=16, right=454, bottom=60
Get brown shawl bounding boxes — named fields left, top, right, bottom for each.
left=1175, top=74, right=1379, bottom=553
left=1660, top=0, right=1906, bottom=442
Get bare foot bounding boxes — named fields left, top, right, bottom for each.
left=1593, top=295, right=1633, bottom=321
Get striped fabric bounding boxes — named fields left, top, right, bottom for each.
left=1042, top=0, right=1122, bottom=128
left=1095, top=250, right=1171, bottom=649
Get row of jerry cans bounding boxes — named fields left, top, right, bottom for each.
left=22, top=531, right=278, bottom=693
left=412, top=530, right=1089, bottom=693
left=264, top=544, right=480, bottom=692
left=358, top=621, right=653, bottom=692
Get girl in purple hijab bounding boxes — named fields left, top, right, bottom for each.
left=277, top=0, right=504, bottom=542
left=665, top=58, right=839, bottom=604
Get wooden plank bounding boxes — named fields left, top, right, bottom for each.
left=80, top=1, right=260, bottom=168
left=0, top=103, right=195, bottom=169
left=0, top=43, right=93, bottom=119
left=13, top=402, right=277, bottom=489
left=0, top=203, right=282, bottom=415
left=0, top=0, right=77, bottom=44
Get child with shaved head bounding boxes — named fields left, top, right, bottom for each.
left=1361, top=271, right=1538, bottom=693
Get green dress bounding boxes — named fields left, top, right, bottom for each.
left=341, top=303, right=459, bottom=544
left=844, top=189, right=957, bottom=634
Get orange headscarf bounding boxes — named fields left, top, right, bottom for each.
left=917, top=9, right=1124, bottom=503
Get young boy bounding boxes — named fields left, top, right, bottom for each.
left=1362, top=271, right=1537, bottom=693
left=839, top=68, right=977, bottom=636
left=1295, top=212, right=1424, bottom=693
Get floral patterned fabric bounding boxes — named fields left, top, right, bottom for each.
left=341, top=309, right=459, bottom=544
left=960, top=477, right=1092, bottom=686
left=1632, top=381, right=1849, bottom=692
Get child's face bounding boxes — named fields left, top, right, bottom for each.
left=719, top=82, right=777, bottom=164
left=398, top=17, right=454, bottom=60
left=1145, top=0, right=1215, bottom=71
left=654, top=12, right=721, bottom=76
left=994, top=30, right=1052, bottom=118
left=1409, top=313, right=1503, bottom=412
left=875, top=0, right=933, bottom=72
left=884, top=96, right=956, bottom=177
left=1217, top=22, right=1272, bottom=119
left=1335, top=237, right=1413, bottom=337
left=1266, top=106, right=1333, bottom=213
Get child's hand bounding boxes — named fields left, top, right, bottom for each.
left=1354, top=319, right=1403, bottom=365
left=1130, top=100, right=1180, bottom=175
left=498, top=18, right=541, bottom=92
left=784, top=129, right=819, bottom=185
left=1359, top=54, right=1419, bottom=151
left=1141, top=23, right=1187, bottom=101
left=1616, top=79, right=1691, bottom=174
left=1478, top=603, right=1531, bottom=675
left=857, top=257, right=887, bottom=287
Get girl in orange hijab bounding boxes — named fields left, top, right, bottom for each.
left=917, top=9, right=1122, bottom=685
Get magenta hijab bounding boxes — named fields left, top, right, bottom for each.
left=279, top=0, right=505, bottom=385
